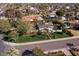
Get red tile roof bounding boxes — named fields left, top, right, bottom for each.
left=22, top=15, right=40, bottom=21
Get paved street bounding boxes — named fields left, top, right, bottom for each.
left=15, top=38, right=79, bottom=55
left=1, top=34, right=79, bottom=55
left=0, top=34, right=11, bottom=56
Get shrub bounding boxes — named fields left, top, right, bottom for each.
left=16, top=20, right=33, bottom=35
left=63, top=29, right=73, bottom=36
left=32, top=47, right=44, bottom=56
left=6, top=47, right=19, bottom=56
left=7, top=30, right=19, bottom=42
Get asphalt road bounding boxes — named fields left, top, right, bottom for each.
left=0, top=34, right=12, bottom=56
left=15, top=38, right=79, bottom=55
left=0, top=34, right=79, bottom=55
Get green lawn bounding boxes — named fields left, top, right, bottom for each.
left=14, top=31, right=72, bottom=43
left=4, top=32, right=71, bottom=43
left=15, top=34, right=49, bottom=43
left=51, top=32, right=70, bottom=39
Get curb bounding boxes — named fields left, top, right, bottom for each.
left=2, top=36, right=79, bottom=46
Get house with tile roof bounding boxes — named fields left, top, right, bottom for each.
left=22, top=15, right=43, bottom=22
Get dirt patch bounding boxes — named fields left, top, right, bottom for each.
left=67, top=29, right=79, bottom=36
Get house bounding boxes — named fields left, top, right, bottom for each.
left=38, top=22, right=54, bottom=32
left=29, top=6, right=39, bottom=14
left=48, top=11, right=56, bottom=18
left=38, top=22, right=62, bottom=33
left=69, top=20, right=79, bottom=29
left=61, top=16, right=66, bottom=21
left=77, top=12, right=79, bottom=16
left=64, top=22, right=70, bottom=29
left=65, top=6, right=70, bottom=9
left=22, top=15, right=43, bottom=22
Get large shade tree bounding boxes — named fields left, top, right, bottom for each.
left=56, top=10, right=64, bottom=16
left=5, top=7, right=22, bottom=27
left=16, top=20, right=33, bottom=35
left=0, top=19, right=11, bottom=32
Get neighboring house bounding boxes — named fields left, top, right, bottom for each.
left=30, top=7, right=38, bottom=12
left=48, top=11, right=56, bottom=18
left=75, top=12, right=79, bottom=20
left=48, top=6, right=51, bottom=11
left=53, top=24, right=63, bottom=32
left=29, top=6, right=39, bottom=14
left=61, top=16, right=66, bottom=21
left=76, top=12, right=79, bottom=16
left=64, top=22, right=70, bottom=29
left=22, top=15, right=43, bottom=22
left=69, top=20, right=79, bottom=29
left=65, top=6, right=70, bottom=9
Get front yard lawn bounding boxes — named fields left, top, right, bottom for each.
left=15, top=34, right=49, bottom=43
left=14, top=31, right=72, bottom=43
left=3, top=30, right=73, bottom=43
left=51, top=32, right=70, bottom=39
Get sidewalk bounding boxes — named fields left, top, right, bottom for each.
left=62, top=49, right=72, bottom=56
left=3, top=36, right=79, bottom=46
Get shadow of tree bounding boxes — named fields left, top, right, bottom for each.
left=22, top=50, right=35, bottom=56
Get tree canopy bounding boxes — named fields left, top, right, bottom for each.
left=56, top=10, right=64, bottom=16
left=16, top=20, right=33, bottom=35
left=0, top=19, right=11, bottom=32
